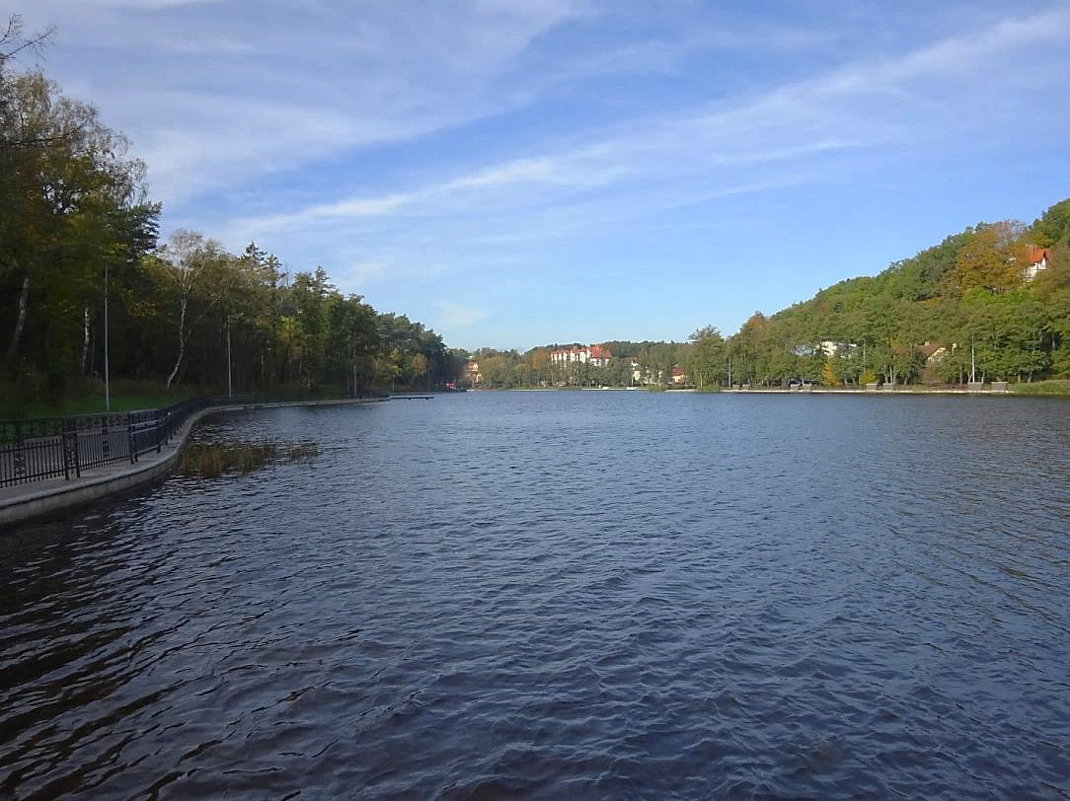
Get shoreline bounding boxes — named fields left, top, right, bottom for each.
left=0, top=397, right=387, bottom=529
left=473, top=386, right=1066, bottom=397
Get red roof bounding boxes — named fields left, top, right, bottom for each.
left=918, top=343, right=944, bottom=358
left=1026, top=246, right=1051, bottom=264
left=551, top=345, right=612, bottom=359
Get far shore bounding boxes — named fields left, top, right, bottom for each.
left=466, top=385, right=1070, bottom=397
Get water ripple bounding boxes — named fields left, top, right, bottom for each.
left=1, top=394, right=1069, bottom=799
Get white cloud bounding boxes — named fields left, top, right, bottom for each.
left=345, top=261, right=390, bottom=284
left=154, top=32, right=253, bottom=54
left=194, top=3, right=1070, bottom=316
left=447, top=159, right=569, bottom=190
left=18, top=0, right=1070, bottom=331
left=230, top=6, right=1069, bottom=241
left=21, top=0, right=596, bottom=205
left=435, top=302, right=491, bottom=328
left=87, top=0, right=223, bottom=8
left=33, top=0, right=1031, bottom=217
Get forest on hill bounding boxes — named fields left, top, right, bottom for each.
left=469, top=198, right=1070, bottom=389
left=727, top=199, right=1070, bottom=387
left=0, top=18, right=461, bottom=410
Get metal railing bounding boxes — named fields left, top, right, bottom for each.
left=0, top=399, right=212, bottom=488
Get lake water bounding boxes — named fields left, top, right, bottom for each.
left=2, top=391, right=1069, bottom=800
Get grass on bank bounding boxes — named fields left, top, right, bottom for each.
left=179, top=441, right=319, bottom=478
left=0, top=377, right=200, bottom=419
left=0, top=374, right=382, bottom=419
left=1009, top=380, right=1070, bottom=396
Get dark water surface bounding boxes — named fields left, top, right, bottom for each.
left=2, top=392, right=1069, bottom=800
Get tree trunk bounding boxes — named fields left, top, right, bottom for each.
left=5, top=274, right=30, bottom=365
left=166, top=296, right=188, bottom=388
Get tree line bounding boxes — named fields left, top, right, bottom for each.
left=468, top=341, right=687, bottom=389
left=0, top=18, right=461, bottom=406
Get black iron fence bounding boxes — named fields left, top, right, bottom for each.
left=0, top=399, right=212, bottom=488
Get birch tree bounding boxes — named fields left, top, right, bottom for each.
left=151, top=230, right=230, bottom=388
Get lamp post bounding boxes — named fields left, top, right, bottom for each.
left=970, top=335, right=976, bottom=384
left=104, top=261, right=110, bottom=411
left=227, top=313, right=242, bottom=400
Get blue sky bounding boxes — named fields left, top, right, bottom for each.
left=13, top=0, right=1070, bottom=352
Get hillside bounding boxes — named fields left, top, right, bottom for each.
left=727, top=199, right=1070, bottom=386
left=465, top=199, right=1070, bottom=390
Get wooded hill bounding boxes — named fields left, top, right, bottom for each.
left=468, top=199, right=1070, bottom=389
left=729, top=199, right=1070, bottom=387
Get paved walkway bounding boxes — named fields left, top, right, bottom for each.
left=0, top=397, right=387, bottom=528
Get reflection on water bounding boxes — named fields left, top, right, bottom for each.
left=1, top=394, right=1069, bottom=799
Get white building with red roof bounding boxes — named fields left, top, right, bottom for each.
left=1023, top=245, right=1051, bottom=281
left=549, top=344, right=613, bottom=367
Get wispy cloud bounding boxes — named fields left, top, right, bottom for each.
left=435, top=302, right=491, bottom=328
left=345, top=261, right=390, bottom=285
left=228, top=5, right=1070, bottom=249
left=91, top=0, right=223, bottom=8
left=25, top=0, right=596, bottom=204
left=17, top=1, right=1070, bottom=347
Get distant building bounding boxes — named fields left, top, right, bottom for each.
left=794, top=341, right=858, bottom=358
left=549, top=344, right=613, bottom=367
left=465, top=360, right=482, bottom=385
left=918, top=342, right=950, bottom=364
left=631, top=360, right=650, bottom=385
left=671, top=364, right=687, bottom=386
left=630, top=361, right=664, bottom=385
left=919, top=341, right=952, bottom=384
left=817, top=341, right=858, bottom=357
left=1022, top=246, right=1051, bottom=281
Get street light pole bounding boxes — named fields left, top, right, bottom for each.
left=227, top=313, right=243, bottom=400
left=227, top=315, right=234, bottom=400
left=104, top=261, right=110, bottom=411
left=970, top=335, right=976, bottom=384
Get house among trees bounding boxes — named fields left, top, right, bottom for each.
left=465, top=360, right=483, bottom=386
left=1023, top=246, right=1052, bottom=281
left=549, top=344, right=613, bottom=367
left=818, top=341, right=859, bottom=357
left=919, top=342, right=950, bottom=364
left=918, top=342, right=951, bottom=384
left=630, top=360, right=648, bottom=385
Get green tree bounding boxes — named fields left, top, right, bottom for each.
left=687, top=325, right=725, bottom=387
left=1, top=68, right=154, bottom=377
left=1031, top=199, right=1070, bottom=248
